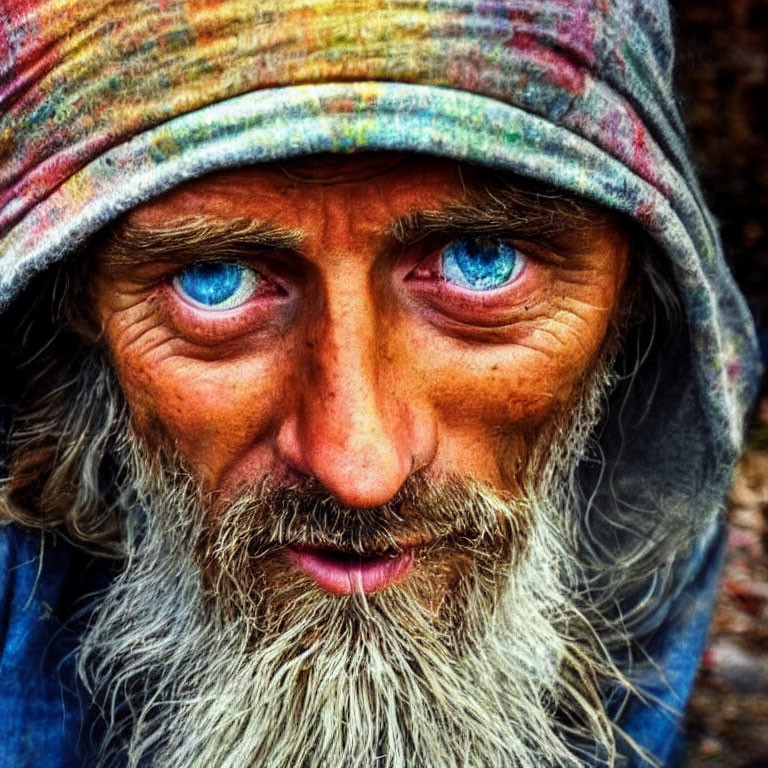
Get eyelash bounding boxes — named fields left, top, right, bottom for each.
left=396, top=239, right=547, bottom=332
left=414, top=240, right=527, bottom=289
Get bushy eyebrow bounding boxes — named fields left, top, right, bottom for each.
left=96, top=176, right=612, bottom=269
left=386, top=182, right=611, bottom=246
left=96, top=217, right=305, bottom=268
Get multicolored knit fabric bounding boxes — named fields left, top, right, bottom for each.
left=0, top=1, right=762, bottom=766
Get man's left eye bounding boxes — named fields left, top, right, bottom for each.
left=173, top=262, right=259, bottom=310
left=441, top=237, right=526, bottom=291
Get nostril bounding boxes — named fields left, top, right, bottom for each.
left=275, top=365, right=437, bottom=509
left=277, top=416, right=413, bottom=509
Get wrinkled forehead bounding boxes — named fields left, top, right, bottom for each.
left=274, top=152, right=414, bottom=183
left=110, top=151, right=615, bottom=227
left=116, top=153, right=467, bottom=229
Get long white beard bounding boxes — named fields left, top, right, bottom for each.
left=77, top=363, right=619, bottom=768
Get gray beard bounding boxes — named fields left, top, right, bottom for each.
left=76, top=360, right=619, bottom=768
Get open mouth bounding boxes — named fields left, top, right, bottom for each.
left=284, top=545, right=415, bottom=595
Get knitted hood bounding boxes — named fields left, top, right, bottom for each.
left=0, top=1, right=761, bottom=766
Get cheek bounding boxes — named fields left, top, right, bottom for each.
left=419, top=346, right=587, bottom=484
left=386, top=279, right=617, bottom=484
left=399, top=313, right=609, bottom=426
left=107, top=326, right=284, bottom=484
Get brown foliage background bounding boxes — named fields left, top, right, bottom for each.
left=673, top=1, right=768, bottom=765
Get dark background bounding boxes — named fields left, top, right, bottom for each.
left=672, top=2, right=768, bottom=765
left=673, top=0, right=768, bottom=367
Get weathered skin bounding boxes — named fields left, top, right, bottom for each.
left=92, top=154, right=628, bottom=511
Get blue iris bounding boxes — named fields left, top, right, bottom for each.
left=176, top=263, right=247, bottom=308
left=442, top=237, right=523, bottom=291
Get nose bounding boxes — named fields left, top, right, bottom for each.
left=276, top=286, right=434, bottom=508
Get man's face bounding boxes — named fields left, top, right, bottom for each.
left=91, top=153, right=627, bottom=596
left=72, top=153, right=632, bottom=767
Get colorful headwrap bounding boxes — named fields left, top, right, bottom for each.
left=0, top=1, right=762, bottom=765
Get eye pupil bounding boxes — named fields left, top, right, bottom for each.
left=177, top=263, right=245, bottom=307
left=442, top=237, right=521, bottom=291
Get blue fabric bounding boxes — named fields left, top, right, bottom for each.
left=0, top=524, right=108, bottom=767
left=609, top=520, right=726, bottom=767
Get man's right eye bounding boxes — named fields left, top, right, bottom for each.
left=173, top=262, right=259, bottom=310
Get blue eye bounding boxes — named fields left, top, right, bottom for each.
left=173, top=262, right=258, bottom=310
left=441, top=237, right=525, bottom=291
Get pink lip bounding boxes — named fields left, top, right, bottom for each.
left=285, top=546, right=415, bottom=595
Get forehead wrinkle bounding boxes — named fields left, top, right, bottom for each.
left=96, top=215, right=306, bottom=268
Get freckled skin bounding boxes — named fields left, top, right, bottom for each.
left=91, top=155, right=629, bottom=508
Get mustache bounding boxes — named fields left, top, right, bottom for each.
left=198, top=472, right=530, bottom=560
left=189, top=471, right=533, bottom=627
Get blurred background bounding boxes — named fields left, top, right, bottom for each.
left=671, top=1, right=768, bottom=765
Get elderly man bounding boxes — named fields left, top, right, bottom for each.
left=0, top=1, right=760, bottom=767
